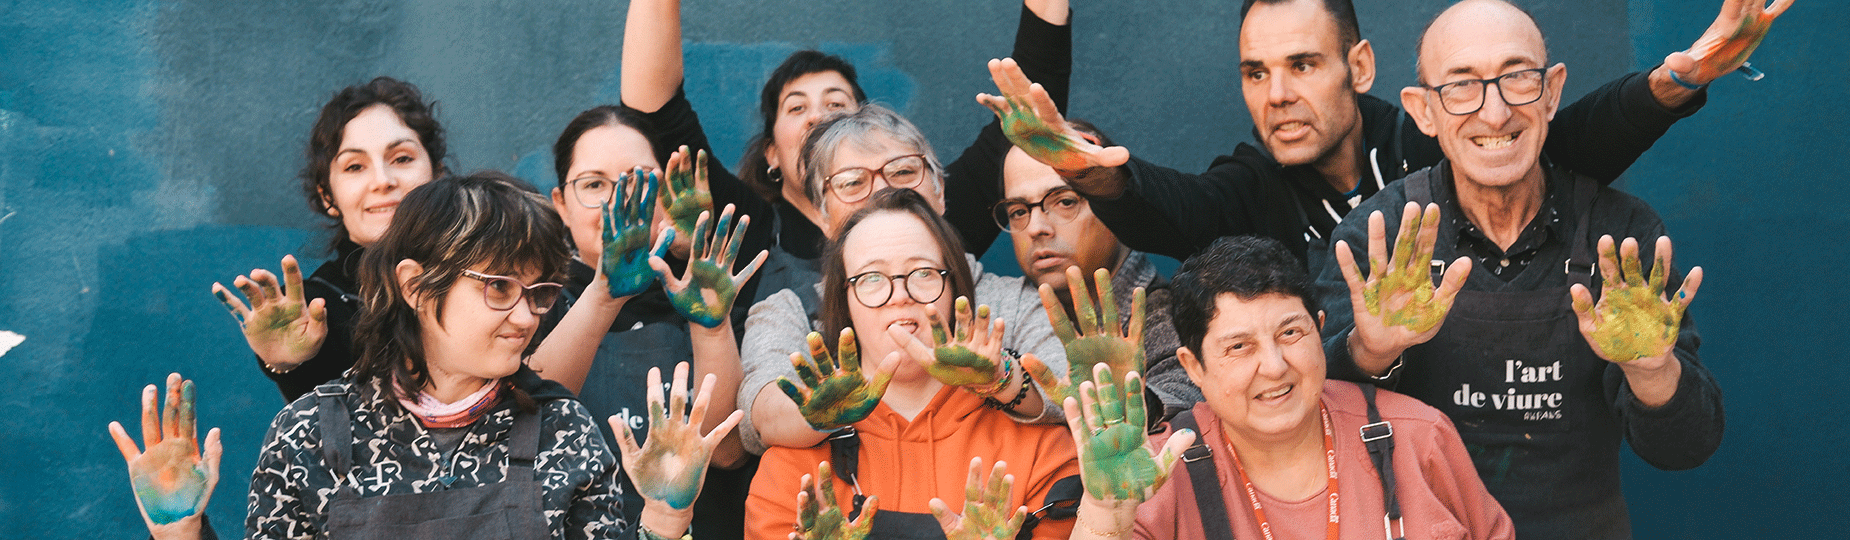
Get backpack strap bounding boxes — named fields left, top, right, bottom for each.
left=826, top=427, right=870, bottom=519
left=1168, top=411, right=1235, bottom=540
left=314, top=383, right=355, bottom=491
left=1359, top=384, right=1406, bottom=540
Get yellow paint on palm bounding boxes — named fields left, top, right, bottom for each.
left=1362, top=210, right=1446, bottom=333
left=1588, top=284, right=1680, bottom=363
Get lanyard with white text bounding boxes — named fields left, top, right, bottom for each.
left=1228, top=404, right=1339, bottom=540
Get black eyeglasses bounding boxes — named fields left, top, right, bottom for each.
left=566, top=167, right=659, bottom=209
left=826, top=154, right=932, bottom=204
left=991, top=187, right=1087, bottom=232
left=1422, top=67, right=1549, bottom=116
left=461, top=270, right=564, bottom=314
left=846, top=267, right=949, bottom=308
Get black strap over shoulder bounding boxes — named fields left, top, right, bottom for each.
left=506, top=408, right=540, bottom=480
left=314, top=383, right=354, bottom=479
left=1169, top=411, right=1235, bottom=540
left=1015, top=475, right=1083, bottom=540
left=826, top=427, right=869, bottom=519
left=1360, top=384, right=1406, bottom=540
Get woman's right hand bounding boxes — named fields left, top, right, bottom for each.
left=603, top=170, right=662, bottom=298
left=791, top=461, right=877, bottom=540
left=613, top=363, right=743, bottom=537
left=109, top=373, right=221, bottom=540
left=1061, top=365, right=1191, bottom=538
left=775, top=330, right=900, bottom=432
left=212, top=255, right=327, bottom=371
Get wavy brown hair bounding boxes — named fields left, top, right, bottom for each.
left=300, top=76, right=448, bottom=251
left=818, top=188, right=976, bottom=353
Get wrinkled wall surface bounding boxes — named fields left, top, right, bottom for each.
left=1, top=0, right=1841, bottom=537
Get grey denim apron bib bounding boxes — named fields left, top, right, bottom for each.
left=314, top=384, right=549, bottom=540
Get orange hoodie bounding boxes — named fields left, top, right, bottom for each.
left=746, top=385, right=1080, bottom=540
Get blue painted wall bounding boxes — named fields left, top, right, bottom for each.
left=1, top=0, right=1840, bottom=537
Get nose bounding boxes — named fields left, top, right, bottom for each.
left=1476, top=83, right=1513, bottom=126
left=368, top=158, right=397, bottom=191
left=1022, top=206, right=1056, bottom=237
left=1267, top=73, right=1297, bottom=107
left=1254, top=343, right=1291, bottom=379
left=506, top=294, right=541, bottom=326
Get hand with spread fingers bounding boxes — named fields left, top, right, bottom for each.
left=603, top=169, right=662, bottom=299
left=212, top=255, right=328, bottom=372
left=1572, top=235, right=1703, bottom=368
left=889, top=297, right=1010, bottom=394
left=930, top=457, right=1027, bottom=540
left=792, top=461, right=878, bottom=540
left=1063, top=364, right=1191, bottom=504
left=1337, top=202, right=1473, bottom=376
left=975, top=58, right=1128, bottom=182
left=612, top=363, right=743, bottom=538
left=650, top=204, right=769, bottom=328
left=776, top=330, right=901, bottom=432
left=109, top=373, right=222, bottom=540
left=660, top=146, right=716, bottom=254
left=1665, top=0, right=1794, bottom=86
left=1026, top=267, right=1144, bottom=408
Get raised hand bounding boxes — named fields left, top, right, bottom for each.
left=212, top=255, right=327, bottom=370
left=889, top=297, right=1010, bottom=394
left=1572, top=236, right=1703, bottom=365
left=603, top=169, right=661, bottom=298
left=792, top=461, right=878, bottom=540
left=975, top=58, right=1128, bottom=176
left=1666, top=0, right=1794, bottom=85
left=776, top=330, right=900, bottom=432
left=930, top=458, right=1027, bottom=540
left=660, top=147, right=716, bottom=255
left=1336, top=203, right=1472, bottom=374
left=1063, top=364, right=1190, bottom=503
left=612, top=363, right=744, bottom=511
left=109, top=373, right=222, bottom=539
left=649, top=204, right=769, bottom=328
left=1026, top=267, right=1144, bottom=407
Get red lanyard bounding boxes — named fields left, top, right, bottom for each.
left=1227, top=404, right=1339, bottom=540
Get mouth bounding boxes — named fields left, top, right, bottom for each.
left=887, top=319, right=920, bottom=333
left=364, top=201, right=399, bottom=216
left=1253, top=384, right=1293, bottom=403
left=1470, top=132, right=1519, bottom=150
left=1029, top=249, right=1070, bottom=272
left=1272, top=120, right=1312, bottom=140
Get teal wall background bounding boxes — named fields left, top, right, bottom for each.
left=1, top=0, right=1841, bottom=537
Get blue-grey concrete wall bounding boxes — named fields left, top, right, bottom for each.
left=1, top=0, right=1841, bottom=537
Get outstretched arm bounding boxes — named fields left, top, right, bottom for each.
left=1650, top=0, right=1794, bottom=108
left=621, top=0, right=683, bottom=113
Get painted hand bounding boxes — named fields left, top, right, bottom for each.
left=1027, top=267, right=1144, bottom=408
left=1572, top=236, right=1703, bottom=366
left=1061, top=364, right=1190, bottom=503
left=1667, top=0, right=1794, bottom=85
left=603, top=169, right=661, bottom=298
left=109, top=373, right=222, bottom=539
left=929, top=458, right=1027, bottom=540
left=792, top=461, right=878, bottom=540
left=975, top=58, right=1128, bottom=175
left=776, top=330, right=900, bottom=432
left=612, top=363, right=744, bottom=511
left=649, top=204, right=769, bottom=328
left=890, top=297, right=1009, bottom=393
left=1336, top=203, right=1472, bottom=372
left=660, top=147, right=715, bottom=256
left=212, top=255, right=327, bottom=370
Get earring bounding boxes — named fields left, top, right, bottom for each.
left=767, top=166, right=783, bottom=185
left=326, top=206, right=341, bottom=217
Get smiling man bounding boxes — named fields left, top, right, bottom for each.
left=1313, top=2, right=1726, bottom=538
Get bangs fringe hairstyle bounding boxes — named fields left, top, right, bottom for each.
left=1168, top=235, right=1319, bottom=359
left=818, top=188, right=975, bottom=352
left=738, top=50, right=869, bottom=203
left=352, top=171, right=570, bottom=406
left=800, top=103, right=944, bottom=220
left=301, top=76, right=448, bottom=251
left=552, top=105, right=661, bottom=188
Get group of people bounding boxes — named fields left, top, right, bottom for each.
left=110, top=0, right=1788, bottom=538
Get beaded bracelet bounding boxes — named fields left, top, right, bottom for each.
left=967, top=353, right=1014, bottom=398
left=984, top=349, right=1032, bottom=412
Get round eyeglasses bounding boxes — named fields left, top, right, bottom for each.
left=991, top=187, right=1087, bottom=232
left=461, top=270, right=564, bottom=314
left=846, top=267, right=949, bottom=308
left=566, top=167, right=659, bottom=209
left=1422, top=67, right=1549, bottom=116
left=826, top=154, right=932, bottom=204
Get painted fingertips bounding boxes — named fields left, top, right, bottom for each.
left=1037, top=283, right=1078, bottom=343
left=1094, top=267, right=1119, bottom=333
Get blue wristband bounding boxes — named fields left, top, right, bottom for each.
left=1667, top=69, right=1706, bottom=91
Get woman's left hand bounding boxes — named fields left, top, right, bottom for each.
left=930, top=457, right=1027, bottom=540
left=109, top=373, right=222, bottom=540
left=891, top=297, right=1010, bottom=395
left=611, top=362, right=744, bottom=514
left=603, top=169, right=661, bottom=298
left=659, top=146, right=716, bottom=253
left=650, top=204, right=769, bottom=328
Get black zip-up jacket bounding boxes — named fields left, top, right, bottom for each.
left=1084, top=69, right=1704, bottom=262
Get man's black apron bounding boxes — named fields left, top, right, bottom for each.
left=1396, top=167, right=1630, bottom=537
left=315, top=386, right=549, bottom=540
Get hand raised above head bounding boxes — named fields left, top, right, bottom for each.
left=603, top=169, right=661, bottom=298
left=1666, top=0, right=1794, bottom=85
left=975, top=58, right=1128, bottom=186
left=660, top=146, right=716, bottom=254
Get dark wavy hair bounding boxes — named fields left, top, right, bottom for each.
left=737, top=50, right=869, bottom=203
left=818, top=188, right=976, bottom=352
left=1169, top=235, right=1319, bottom=357
left=300, top=76, right=448, bottom=251
left=551, top=105, right=661, bottom=188
left=351, top=171, right=570, bottom=406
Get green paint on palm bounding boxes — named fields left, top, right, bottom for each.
left=663, top=149, right=715, bottom=242
left=670, top=261, right=737, bottom=328
left=1076, top=372, right=1164, bottom=502
left=778, top=331, right=891, bottom=431
left=1589, top=284, right=1679, bottom=363
left=798, top=462, right=876, bottom=540
left=926, top=299, right=1003, bottom=388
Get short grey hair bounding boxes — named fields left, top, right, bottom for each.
left=800, top=103, right=945, bottom=218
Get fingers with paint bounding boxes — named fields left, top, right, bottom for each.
left=1032, top=267, right=1145, bottom=407
left=1061, top=364, right=1190, bottom=505
left=661, top=146, right=717, bottom=248
left=603, top=169, right=661, bottom=298
left=1670, top=0, right=1793, bottom=84
left=793, top=461, right=877, bottom=540
left=890, top=297, right=1011, bottom=394
left=612, top=362, right=743, bottom=513
left=110, top=373, right=222, bottom=538
left=650, top=204, right=769, bottom=328
left=1571, top=236, right=1703, bottom=364
left=211, top=254, right=328, bottom=370
left=930, top=457, right=1028, bottom=540
left=974, top=58, right=1128, bottom=175
left=776, top=330, right=900, bottom=431
left=1336, top=203, right=1472, bottom=374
